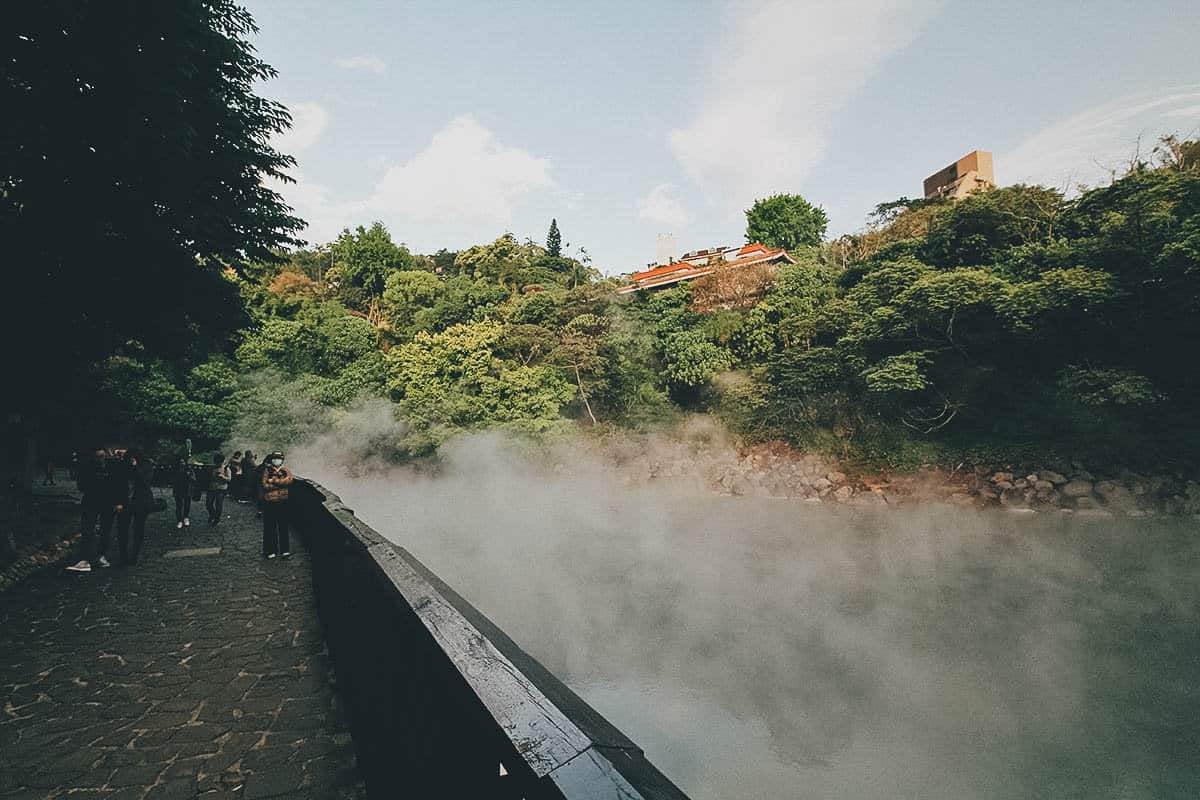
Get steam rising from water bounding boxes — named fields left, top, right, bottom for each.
left=286, top=410, right=1200, bottom=799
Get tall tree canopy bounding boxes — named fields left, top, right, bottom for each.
left=329, top=222, right=414, bottom=302
left=2, top=0, right=303, bottom=413
left=546, top=218, right=562, bottom=257
left=745, top=193, right=829, bottom=251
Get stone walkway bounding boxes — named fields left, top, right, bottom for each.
left=0, top=491, right=364, bottom=799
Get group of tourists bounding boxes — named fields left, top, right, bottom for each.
left=170, top=450, right=263, bottom=529
left=65, top=445, right=295, bottom=573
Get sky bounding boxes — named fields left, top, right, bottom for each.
left=244, top=0, right=1200, bottom=275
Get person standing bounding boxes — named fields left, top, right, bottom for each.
left=66, top=446, right=120, bottom=572
left=228, top=451, right=243, bottom=501
left=259, top=451, right=293, bottom=559
left=206, top=454, right=231, bottom=525
left=172, top=455, right=195, bottom=529
left=117, top=450, right=154, bottom=565
left=239, top=451, right=258, bottom=504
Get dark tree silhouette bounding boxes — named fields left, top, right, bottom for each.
left=2, top=0, right=303, bottom=421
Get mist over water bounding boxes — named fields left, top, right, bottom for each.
left=292, top=428, right=1200, bottom=800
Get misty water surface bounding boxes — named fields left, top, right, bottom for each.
left=302, top=440, right=1200, bottom=800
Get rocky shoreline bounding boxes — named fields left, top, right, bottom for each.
left=611, top=436, right=1200, bottom=517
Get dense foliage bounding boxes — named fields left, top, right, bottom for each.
left=3, top=0, right=302, bottom=453
left=745, top=193, right=829, bottom=251
left=76, top=137, right=1200, bottom=470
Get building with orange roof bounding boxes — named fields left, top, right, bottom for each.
left=617, top=242, right=795, bottom=295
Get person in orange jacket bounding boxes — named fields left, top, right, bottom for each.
left=260, top=451, right=294, bottom=559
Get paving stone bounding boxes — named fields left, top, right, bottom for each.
left=241, top=765, right=305, bottom=799
left=107, top=763, right=164, bottom=786
left=0, top=500, right=362, bottom=798
left=145, top=778, right=199, bottom=799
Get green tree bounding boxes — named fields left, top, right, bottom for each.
left=550, top=314, right=607, bottom=424
left=546, top=219, right=562, bottom=257
left=381, top=270, right=445, bottom=338
left=4, top=0, right=303, bottom=423
left=331, top=222, right=414, bottom=299
left=387, top=321, right=572, bottom=431
left=745, top=194, right=829, bottom=250
left=454, top=234, right=537, bottom=288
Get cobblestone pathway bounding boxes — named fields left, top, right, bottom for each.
left=0, top=493, right=364, bottom=799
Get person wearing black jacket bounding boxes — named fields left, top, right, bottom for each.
left=172, top=456, right=195, bottom=529
left=66, top=446, right=123, bottom=573
left=117, top=450, right=155, bottom=565
left=239, top=451, right=258, bottom=504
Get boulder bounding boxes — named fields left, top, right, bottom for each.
left=812, top=477, right=832, bottom=492
left=1094, top=480, right=1137, bottom=511
left=994, top=480, right=1014, bottom=491
left=833, top=486, right=854, bottom=503
left=851, top=491, right=888, bottom=508
left=991, top=471, right=1014, bottom=484
left=999, top=488, right=1027, bottom=507
left=1033, top=480, right=1055, bottom=492
left=1039, top=470, right=1068, bottom=485
left=1061, top=480, right=1094, bottom=498
left=826, top=471, right=847, bottom=485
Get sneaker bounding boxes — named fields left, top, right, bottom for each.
left=280, top=552, right=291, bottom=559
left=267, top=553, right=277, bottom=559
left=97, top=556, right=111, bottom=568
left=176, top=521, right=183, bottom=529
left=183, top=518, right=190, bottom=527
left=66, top=560, right=92, bottom=573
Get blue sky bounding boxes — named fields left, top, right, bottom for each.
left=245, top=0, right=1200, bottom=274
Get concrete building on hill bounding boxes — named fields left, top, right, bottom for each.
left=923, top=150, right=995, bottom=200
left=618, top=242, right=795, bottom=295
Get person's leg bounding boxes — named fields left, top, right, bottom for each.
left=182, top=493, right=191, bottom=524
left=131, top=511, right=147, bottom=563
left=96, top=508, right=116, bottom=565
left=262, top=506, right=275, bottom=557
left=213, top=489, right=225, bottom=523
left=175, top=493, right=185, bottom=523
left=277, top=505, right=290, bottom=555
left=116, top=507, right=132, bottom=563
left=204, top=491, right=215, bottom=522
left=79, top=505, right=99, bottom=560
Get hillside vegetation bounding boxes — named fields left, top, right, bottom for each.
left=86, top=141, right=1200, bottom=472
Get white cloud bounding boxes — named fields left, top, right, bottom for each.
left=1003, top=87, right=1200, bottom=191
left=369, top=115, right=553, bottom=225
left=265, top=169, right=365, bottom=245
left=638, top=183, right=690, bottom=229
left=668, top=0, right=941, bottom=213
left=272, top=101, right=329, bottom=155
left=334, top=54, right=387, bottom=74
left=267, top=115, right=555, bottom=249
